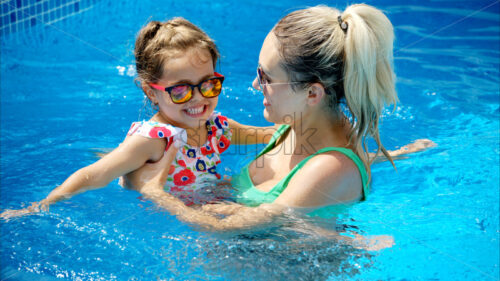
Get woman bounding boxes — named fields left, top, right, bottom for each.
left=128, top=4, right=433, bottom=231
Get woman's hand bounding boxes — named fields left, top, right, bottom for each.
left=392, top=139, right=436, bottom=155
left=372, top=139, right=436, bottom=163
left=121, top=144, right=179, bottom=192
left=200, top=201, right=245, bottom=216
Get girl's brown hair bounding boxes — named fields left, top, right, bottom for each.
left=134, top=17, right=219, bottom=84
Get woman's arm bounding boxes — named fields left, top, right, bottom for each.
left=1, top=135, right=166, bottom=219
left=148, top=191, right=284, bottom=232
left=371, top=139, right=436, bottom=163
left=129, top=145, right=286, bottom=231
left=227, top=118, right=278, bottom=145
left=125, top=148, right=393, bottom=250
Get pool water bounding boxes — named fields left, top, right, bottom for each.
left=1, top=0, right=499, bottom=280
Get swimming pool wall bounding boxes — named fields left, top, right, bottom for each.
left=0, top=0, right=98, bottom=37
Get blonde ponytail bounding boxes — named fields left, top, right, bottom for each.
left=342, top=4, right=398, bottom=167
left=273, top=4, right=398, bottom=179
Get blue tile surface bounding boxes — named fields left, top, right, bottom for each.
left=2, top=0, right=97, bottom=35
left=2, top=4, right=9, bottom=14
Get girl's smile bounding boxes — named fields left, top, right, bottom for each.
left=183, top=104, right=208, bottom=118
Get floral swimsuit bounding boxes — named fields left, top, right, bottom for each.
left=127, top=112, right=232, bottom=205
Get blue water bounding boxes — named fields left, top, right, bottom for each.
left=1, top=0, right=499, bottom=280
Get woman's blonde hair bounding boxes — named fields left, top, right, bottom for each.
left=273, top=4, right=398, bottom=174
left=134, top=17, right=219, bottom=84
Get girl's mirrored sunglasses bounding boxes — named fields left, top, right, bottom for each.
left=150, top=72, right=224, bottom=104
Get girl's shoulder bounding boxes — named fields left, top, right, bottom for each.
left=127, top=120, right=187, bottom=140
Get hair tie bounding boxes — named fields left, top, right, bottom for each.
left=338, top=15, right=348, bottom=32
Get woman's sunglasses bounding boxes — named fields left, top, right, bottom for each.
left=149, top=72, right=224, bottom=104
left=256, top=67, right=302, bottom=91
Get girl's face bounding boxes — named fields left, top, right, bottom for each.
left=148, top=48, right=218, bottom=129
left=252, top=32, right=308, bottom=124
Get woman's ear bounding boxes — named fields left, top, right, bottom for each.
left=306, top=83, right=326, bottom=106
left=142, top=82, right=158, bottom=105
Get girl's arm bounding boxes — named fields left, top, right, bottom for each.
left=227, top=118, right=278, bottom=145
left=1, top=135, right=166, bottom=219
left=42, top=136, right=166, bottom=205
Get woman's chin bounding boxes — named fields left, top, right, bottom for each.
left=263, top=109, right=273, bottom=122
left=263, top=108, right=283, bottom=124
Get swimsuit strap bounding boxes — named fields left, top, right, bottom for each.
left=255, top=124, right=291, bottom=159
left=270, top=147, right=369, bottom=200
left=255, top=125, right=369, bottom=200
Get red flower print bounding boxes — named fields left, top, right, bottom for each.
left=215, top=115, right=229, bottom=129
left=211, top=126, right=218, bottom=136
left=200, top=142, right=215, bottom=155
left=149, top=127, right=172, bottom=138
left=173, top=169, right=196, bottom=186
left=215, top=173, right=222, bottom=180
left=168, top=165, right=176, bottom=175
left=216, top=135, right=230, bottom=154
left=177, top=159, right=187, bottom=167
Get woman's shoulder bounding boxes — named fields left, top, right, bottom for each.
left=305, top=150, right=361, bottom=177
left=276, top=150, right=363, bottom=206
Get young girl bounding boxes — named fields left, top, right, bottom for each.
left=1, top=18, right=271, bottom=219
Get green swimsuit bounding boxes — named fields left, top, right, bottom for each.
left=231, top=125, right=369, bottom=216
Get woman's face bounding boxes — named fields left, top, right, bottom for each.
left=148, top=48, right=218, bottom=129
left=253, top=32, right=308, bottom=124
